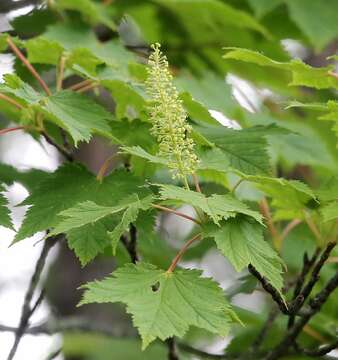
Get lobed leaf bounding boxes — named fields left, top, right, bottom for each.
left=157, top=184, right=263, bottom=225
left=223, top=48, right=338, bottom=90
left=80, top=262, right=238, bottom=349
left=205, top=216, right=284, bottom=292
left=0, top=184, right=14, bottom=230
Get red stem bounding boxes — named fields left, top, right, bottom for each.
left=152, top=203, right=202, bottom=225
left=167, top=233, right=201, bottom=273
left=0, top=126, right=25, bottom=136
left=68, top=79, right=92, bottom=91
left=6, top=37, right=51, bottom=96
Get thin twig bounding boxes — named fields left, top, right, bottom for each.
left=0, top=93, right=24, bottom=110
left=289, top=242, right=336, bottom=317
left=251, top=307, right=279, bottom=352
left=297, top=338, right=338, bottom=357
left=280, top=219, right=302, bottom=241
left=7, top=236, right=59, bottom=360
left=67, top=79, right=92, bottom=91
left=328, top=71, right=338, bottom=80
left=129, top=224, right=139, bottom=264
left=0, top=316, right=135, bottom=338
left=96, top=154, right=118, bottom=182
left=259, top=198, right=281, bottom=251
left=0, top=126, right=25, bottom=136
left=76, top=82, right=98, bottom=93
left=41, top=131, right=73, bottom=162
left=192, top=173, right=202, bottom=193
left=167, top=233, right=201, bottom=273
left=231, top=178, right=245, bottom=194
left=265, top=270, right=338, bottom=360
left=56, top=56, right=66, bottom=92
left=6, top=37, right=51, bottom=96
left=232, top=82, right=259, bottom=113
left=288, top=248, right=321, bottom=328
left=46, top=348, right=62, bottom=360
left=248, top=264, right=288, bottom=315
left=152, top=203, right=202, bottom=225
left=304, top=213, right=323, bottom=244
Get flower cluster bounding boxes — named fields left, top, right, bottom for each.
left=146, top=43, right=198, bottom=180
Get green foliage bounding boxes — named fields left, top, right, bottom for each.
left=80, top=262, right=238, bottom=348
left=1, top=1, right=337, bottom=358
left=223, top=48, right=338, bottom=90
left=157, top=184, right=263, bottom=225
left=0, top=184, right=13, bottom=230
left=205, top=216, right=284, bottom=291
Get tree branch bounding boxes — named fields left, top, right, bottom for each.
left=41, top=131, right=74, bottom=162
left=248, top=264, right=289, bottom=315
left=289, top=242, right=336, bottom=317
left=265, top=269, right=338, bottom=360
left=296, top=338, right=338, bottom=357
left=250, top=307, right=279, bottom=353
left=7, top=235, right=60, bottom=360
left=166, top=338, right=179, bottom=360
left=288, top=247, right=322, bottom=328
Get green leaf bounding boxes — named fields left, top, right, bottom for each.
left=154, top=0, right=271, bottom=38
left=109, top=195, right=153, bottom=253
left=51, top=194, right=153, bottom=255
left=196, top=124, right=273, bottom=175
left=0, top=163, right=50, bottom=192
left=238, top=175, right=317, bottom=215
left=41, top=90, right=112, bottom=145
left=65, top=218, right=116, bottom=267
left=15, top=164, right=145, bottom=241
left=26, top=37, right=63, bottom=65
left=316, top=177, right=338, bottom=202
left=286, top=100, right=338, bottom=145
left=223, top=48, right=338, bottom=90
left=80, top=262, right=237, bottom=348
left=50, top=201, right=126, bottom=235
left=56, top=0, right=116, bottom=30
left=157, top=184, right=263, bottom=225
left=206, top=216, right=284, bottom=292
left=0, top=74, right=43, bottom=104
left=0, top=184, right=13, bottom=230
left=175, top=71, right=238, bottom=119
left=321, top=202, right=338, bottom=223
left=121, top=146, right=167, bottom=166
left=247, top=0, right=283, bottom=18
left=284, top=0, right=338, bottom=51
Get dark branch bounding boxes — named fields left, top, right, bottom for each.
left=296, top=338, right=338, bottom=357
left=46, top=348, right=62, bottom=360
left=265, top=269, right=338, bottom=360
left=167, top=338, right=179, bottom=360
left=248, top=264, right=289, bottom=315
left=42, top=131, right=74, bottom=162
left=289, top=243, right=336, bottom=316
left=250, top=307, right=279, bottom=353
left=0, top=317, right=135, bottom=338
left=6, top=236, right=60, bottom=360
left=288, top=248, right=320, bottom=328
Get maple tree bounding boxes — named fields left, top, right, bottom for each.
left=0, top=1, right=337, bottom=359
